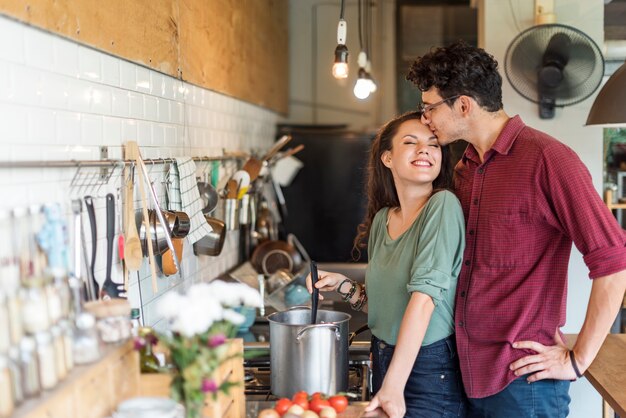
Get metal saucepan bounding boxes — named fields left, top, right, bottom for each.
left=193, top=215, right=226, bottom=256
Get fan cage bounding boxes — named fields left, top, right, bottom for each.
left=504, top=23, right=604, bottom=107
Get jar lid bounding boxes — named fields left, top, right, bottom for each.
left=20, top=336, right=36, bottom=351
left=75, top=312, right=97, bottom=329
left=84, top=299, right=132, bottom=318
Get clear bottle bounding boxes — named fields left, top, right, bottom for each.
left=7, top=346, right=23, bottom=406
left=0, top=355, right=14, bottom=418
left=0, top=292, right=10, bottom=355
left=19, top=337, right=40, bottom=398
left=35, top=331, right=58, bottom=390
left=50, top=325, right=67, bottom=381
left=59, top=319, right=74, bottom=372
left=20, top=278, right=50, bottom=334
left=138, top=327, right=160, bottom=374
left=72, top=312, right=100, bottom=365
left=130, top=308, right=141, bottom=337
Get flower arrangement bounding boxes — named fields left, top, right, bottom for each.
left=136, top=281, right=262, bottom=418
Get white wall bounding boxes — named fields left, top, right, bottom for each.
left=0, top=15, right=278, bottom=330
left=287, top=0, right=397, bottom=130
left=481, top=1, right=605, bottom=417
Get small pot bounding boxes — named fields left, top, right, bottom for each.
left=193, top=215, right=226, bottom=256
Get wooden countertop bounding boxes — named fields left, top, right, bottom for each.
left=567, top=333, right=626, bottom=417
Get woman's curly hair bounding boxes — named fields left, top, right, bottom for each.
left=406, top=41, right=503, bottom=112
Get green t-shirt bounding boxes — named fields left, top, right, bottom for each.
left=365, top=190, right=465, bottom=346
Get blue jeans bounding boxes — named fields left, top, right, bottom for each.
left=467, top=376, right=571, bottom=418
left=371, top=334, right=468, bottom=417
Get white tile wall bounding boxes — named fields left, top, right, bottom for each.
left=0, top=16, right=279, bottom=328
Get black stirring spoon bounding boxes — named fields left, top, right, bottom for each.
left=310, top=260, right=319, bottom=324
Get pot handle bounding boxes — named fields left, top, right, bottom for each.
left=296, top=324, right=340, bottom=342
left=286, top=305, right=310, bottom=311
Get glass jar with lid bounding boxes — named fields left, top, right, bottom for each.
left=7, top=346, right=23, bottom=407
left=50, top=325, right=67, bottom=381
left=73, top=312, right=100, bottom=365
left=84, top=299, right=132, bottom=344
left=59, top=319, right=74, bottom=372
left=19, top=336, right=40, bottom=398
left=35, top=331, right=58, bottom=390
left=0, top=354, right=14, bottom=418
left=20, top=278, right=50, bottom=334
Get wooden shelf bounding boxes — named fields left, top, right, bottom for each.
left=13, top=340, right=139, bottom=418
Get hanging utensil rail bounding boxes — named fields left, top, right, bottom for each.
left=0, top=155, right=243, bottom=169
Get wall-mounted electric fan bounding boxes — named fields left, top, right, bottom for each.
left=504, top=24, right=604, bottom=119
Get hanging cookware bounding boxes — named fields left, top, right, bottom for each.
left=267, top=306, right=350, bottom=398
left=250, top=239, right=302, bottom=276
left=192, top=215, right=226, bottom=256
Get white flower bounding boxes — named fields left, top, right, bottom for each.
left=222, top=308, right=245, bottom=325
left=157, top=292, right=187, bottom=319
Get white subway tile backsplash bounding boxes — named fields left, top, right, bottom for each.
left=24, top=27, right=55, bottom=72
left=78, top=46, right=102, bottom=81
left=111, top=87, right=130, bottom=117
left=52, top=36, right=79, bottom=78
left=1, top=15, right=279, bottom=327
left=0, top=17, right=24, bottom=64
left=100, top=53, right=121, bottom=87
left=80, top=114, right=103, bottom=145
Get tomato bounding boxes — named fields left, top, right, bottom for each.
left=292, top=395, right=309, bottom=410
left=328, top=395, right=348, bottom=413
left=274, top=398, right=293, bottom=416
left=310, top=392, right=325, bottom=400
left=292, top=391, right=308, bottom=401
left=309, top=398, right=331, bottom=414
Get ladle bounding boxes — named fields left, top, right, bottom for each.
left=310, top=260, right=319, bottom=324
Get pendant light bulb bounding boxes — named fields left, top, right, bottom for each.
left=332, top=44, right=349, bottom=79
left=332, top=19, right=349, bottom=79
left=354, top=68, right=371, bottom=100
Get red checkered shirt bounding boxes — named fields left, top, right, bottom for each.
left=454, top=115, right=626, bottom=398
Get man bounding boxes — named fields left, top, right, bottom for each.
left=407, top=41, right=626, bottom=417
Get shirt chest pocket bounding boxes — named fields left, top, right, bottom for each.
left=479, top=211, right=538, bottom=269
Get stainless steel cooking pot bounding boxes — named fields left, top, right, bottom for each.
left=267, top=306, right=351, bottom=398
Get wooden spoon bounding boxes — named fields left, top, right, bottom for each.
left=124, top=171, right=143, bottom=272
left=242, top=157, right=262, bottom=181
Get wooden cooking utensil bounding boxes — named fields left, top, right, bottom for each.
left=242, top=157, right=262, bottom=181
left=226, top=179, right=239, bottom=199
left=124, top=171, right=143, bottom=272
left=262, top=134, right=292, bottom=162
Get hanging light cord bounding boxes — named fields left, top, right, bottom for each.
left=358, top=0, right=364, bottom=53
left=340, top=0, right=346, bottom=20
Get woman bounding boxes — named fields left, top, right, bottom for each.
left=307, top=111, right=467, bottom=418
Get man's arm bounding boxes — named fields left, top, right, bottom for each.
left=510, top=269, right=626, bottom=381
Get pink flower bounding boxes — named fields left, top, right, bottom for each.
left=208, top=333, right=226, bottom=348
left=133, top=337, right=146, bottom=351
left=201, top=378, right=218, bottom=393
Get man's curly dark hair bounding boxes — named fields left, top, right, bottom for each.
left=406, top=41, right=503, bottom=112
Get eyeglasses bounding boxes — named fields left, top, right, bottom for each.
left=418, top=95, right=461, bottom=115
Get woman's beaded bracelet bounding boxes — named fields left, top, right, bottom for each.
left=350, top=285, right=367, bottom=311
left=337, top=279, right=357, bottom=302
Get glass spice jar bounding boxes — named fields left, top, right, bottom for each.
left=50, top=325, right=66, bottom=381
left=35, top=331, right=57, bottom=390
left=84, top=299, right=132, bottom=344
left=72, top=312, right=100, bottom=365
left=0, top=291, right=10, bottom=355
left=58, top=319, right=74, bottom=372
left=7, top=346, right=23, bottom=407
left=20, top=278, right=51, bottom=334
left=19, top=337, right=40, bottom=398
left=0, top=354, right=14, bottom=418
